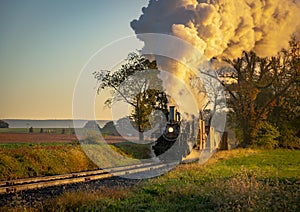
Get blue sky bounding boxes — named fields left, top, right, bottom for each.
left=0, top=0, right=148, bottom=119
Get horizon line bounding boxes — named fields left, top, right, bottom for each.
left=2, top=118, right=112, bottom=121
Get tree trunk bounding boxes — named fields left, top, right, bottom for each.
left=137, top=99, right=144, bottom=142
left=138, top=117, right=144, bottom=141
left=241, top=121, right=251, bottom=147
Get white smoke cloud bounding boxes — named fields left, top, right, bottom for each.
left=130, top=0, right=300, bottom=129
left=131, top=0, right=300, bottom=59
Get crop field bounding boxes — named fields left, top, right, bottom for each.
left=0, top=128, right=140, bottom=144
left=0, top=128, right=74, bottom=134
left=0, top=132, right=78, bottom=144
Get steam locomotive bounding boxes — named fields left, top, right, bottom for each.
left=152, top=106, right=190, bottom=161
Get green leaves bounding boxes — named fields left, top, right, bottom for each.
left=93, top=52, right=168, bottom=140
left=221, top=38, right=300, bottom=147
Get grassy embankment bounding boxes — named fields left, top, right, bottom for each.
left=36, top=149, right=300, bottom=211
left=0, top=143, right=97, bottom=180
left=0, top=133, right=152, bottom=180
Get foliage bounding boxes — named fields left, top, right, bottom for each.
left=253, top=122, right=280, bottom=149
left=94, top=52, right=168, bottom=141
left=219, top=38, right=300, bottom=147
left=278, top=126, right=300, bottom=149
left=131, top=89, right=168, bottom=133
left=0, top=120, right=9, bottom=128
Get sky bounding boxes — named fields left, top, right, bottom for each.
left=0, top=0, right=148, bottom=120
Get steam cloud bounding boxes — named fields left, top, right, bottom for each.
left=130, top=0, right=300, bottom=127
left=131, top=0, right=300, bottom=59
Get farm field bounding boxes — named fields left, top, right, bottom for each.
left=0, top=132, right=78, bottom=144
left=0, top=128, right=140, bottom=144
left=0, top=128, right=77, bottom=144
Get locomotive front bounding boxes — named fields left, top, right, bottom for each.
left=162, top=106, right=181, bottom=141
left=152, top=106, right=190, bottom=161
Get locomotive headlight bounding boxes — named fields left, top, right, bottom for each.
left=168, top=126, right=174, bottom=133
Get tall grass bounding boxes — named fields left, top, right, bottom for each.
left=0, top=143, right=97, bottom=180
left=0, top=140, right=152, bottom=181
left=9, top=148, right=299, bottom=211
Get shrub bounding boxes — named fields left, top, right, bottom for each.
left=253, top=122, right=280, bottom=149
left=279, top=127, right=300, bottom=149
left=0, top=120, right=9, bottom=128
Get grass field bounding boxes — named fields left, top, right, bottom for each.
left=0, top=136, right=153, bottom=180
left=0, top=128, right=28, bottom=133
left=0, top=142, right=98, bottom=180
left=1, top=130, right=299, bottom=210
left=35, top=148, right=300, bottom=211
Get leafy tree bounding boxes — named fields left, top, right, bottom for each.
left=254, top=122, right=280, bottom=149
left=0, top=120, right=9, bottom=128
left=268, top=38, right=300, bottom=148
left=131, top=89, right=168, bottom=136
left=217, top=38, right=300, bottom=147
left=94, top=52, right=168, bottom=141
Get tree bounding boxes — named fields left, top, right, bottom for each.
left=93, top=52, right=168, bottom=141
left=268, top=38, right=300, bottom=148
left=200, top=70, right=227, bottom=128
left=131, top=89, right=168, bottom=136
left=0, top=120, right=9, bottom=128
left=217, top=38, right=300, bottom=147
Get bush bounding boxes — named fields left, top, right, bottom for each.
left=253, top=122, right=280, bottom=149
left=0, top=120, right=9, bottom=128
left=279, top=127, right=300, bottom=149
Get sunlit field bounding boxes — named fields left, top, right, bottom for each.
left=3, top=148, right=299, bottom=211
left=0, top=130, right=152, bottom=180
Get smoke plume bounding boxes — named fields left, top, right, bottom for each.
left=130, top=0, right=300, bottom=130
left=131, top=0, right=300, bottom=59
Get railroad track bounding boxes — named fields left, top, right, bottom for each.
left=0, top=161, right=178, bottom=194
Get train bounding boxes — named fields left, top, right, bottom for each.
left=152, top=106, right=190, bottom=161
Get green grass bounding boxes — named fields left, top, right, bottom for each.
left=0, top=128, right=28, bottom=133
left=0, top=128, right=75, bottom=134
left=2, top=148, right=300, bottom=210
left=0, top=142, right=74, bottom=149
left=0, top=139, right=152, bottom=181
left=0, top=143, right=98, bottom=180
left=35, top=148, right=300, bottom=211
left=111, top=142, right=153, bottom=159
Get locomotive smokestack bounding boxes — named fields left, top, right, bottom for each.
left=169, top=106, right=175, bottom=122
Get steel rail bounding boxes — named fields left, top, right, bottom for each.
left=0, top=161, right=178, bottom=194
